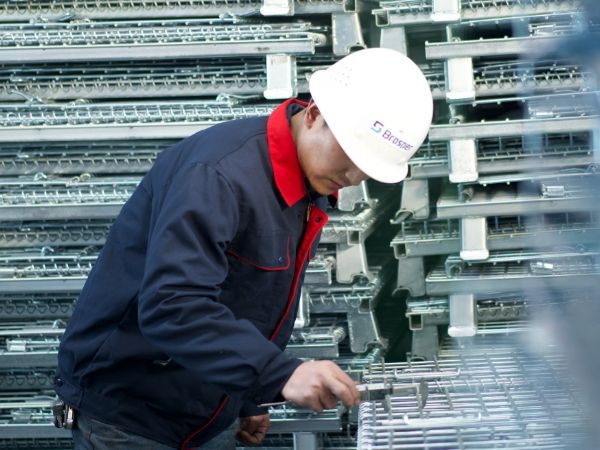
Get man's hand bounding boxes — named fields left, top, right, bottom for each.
left=281, top=361, right=360, bottom=412
left=236, top=413, right=270, bottom=446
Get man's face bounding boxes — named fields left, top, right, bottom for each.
left=296, top=104, right=369, bottom=196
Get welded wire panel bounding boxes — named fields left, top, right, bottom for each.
left=0, top=368, right=56, bottom=392
left=443, top=248, right=600, bottom=278
left=0, top=100, right=279, bottom=141
left=0, top=100, right=277, bottom=128
left=477, top=132, right=593, bottom=162
left=475, top=59, right=591, bottom=94
left=286, top=317, right=347, bottom=358
left=321, top=205, right=379, bottom=244
left=437, top=175, right=598, bottom=219
left=308, top=277, right=381, bottom=314
left=0, top=293, right=77, bottom=320
left=373, top=0, right=578, bottom=26
left=0, top=141, right=168, bottom=176
left=0, top=0, right=346, bottom=20
left=0, top=175, right=138, bottom=220
left=0, top=55, right=336, bottom=100
left=449, top=91, right=599, bottom=125
left=268, top=403, right=342, bottom=433
left=0, top=220, right=112, bottom=249
left=396, top=220, right=459, bottom=244
left=377, top=0, right=433, bottom=14
left=0, top=321, right=65, bottom=354
left=305, top=254, right=335, bottom=285
left=0, top=18, right=328, bottom=63
left=406, top=295, right=531, bottom=327
left=358, top=335, right=586, bottom=449
left=0, top=247, right=97, bottom=286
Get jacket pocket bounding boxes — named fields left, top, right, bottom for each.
left=225, top=232, right=291, bottom=270
left=221, top=233, right=293, bottom=326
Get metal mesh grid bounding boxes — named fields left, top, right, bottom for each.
left=396, top=220, right=459, bottom=243
left=409, top=132, right=593, bottom=169
left=0, top=141, right=166, bottom=176
left=0, top=369, right=55, bottom=392
left=0, top=18, right=328, bottom=48
left=444, top=248, right=600, bottom=278
left=0, top=0, right=345, bottom=18
left=460, top=0, right=578, bottom=10
left=0, top=248, right=98, bottom=281
left=288, top=318, right=347, bottom=346
left=0, top=176, right=138, bottom=207
left=0, top=101, right=277, bottom=128
left=309, top=280, right=380, bottom=312
left=358, top=336, right=586, bottom=449
left=0, top=321, right=65, bottom=354
left=477, top=132, right=592, bottom=161
left=376, top=0, right=433, bottom=14
left=0, top=55, right=337, bottom=100
left=474, top=59, right=591, bottom=91
left=0, top=293, right=77, bottom=319
left=0, top=220, right=112, bottom=248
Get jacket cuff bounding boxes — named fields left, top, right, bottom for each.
left=239, top=401, right=269, bottom=418
left=253, top=353, right=303, bottom=405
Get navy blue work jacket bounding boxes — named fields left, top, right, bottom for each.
left=55, top=99, right=335, bottom=449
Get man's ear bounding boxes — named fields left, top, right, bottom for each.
left=303, top=100, right=322, bottom=129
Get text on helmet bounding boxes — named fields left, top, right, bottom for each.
left=371, top=120, right=413, bottom=151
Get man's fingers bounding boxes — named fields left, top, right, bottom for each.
left=323, top=373, right=359, bottom=408
left=329, top=364, right=360, bottom=405
left=318, top=389, right=338, bottom=410
left=236, top=428, right=267, bottom=446
left=236, top=430, right=261, bottom=445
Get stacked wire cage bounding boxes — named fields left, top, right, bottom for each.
left=0, top=1, right=402, bottom=450
left=355, top=1, right=600, bottom=449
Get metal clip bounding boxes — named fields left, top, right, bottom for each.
left=52, top=398, right=75, bottom=429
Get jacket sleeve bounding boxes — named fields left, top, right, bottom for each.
left=239, top=401, right=269, bottom=418
left=138, top=162, right=301, bottom=404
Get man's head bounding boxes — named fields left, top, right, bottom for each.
left=299, top=48, right=433, bottom=191
left=292, top=100, right=368, bottom=196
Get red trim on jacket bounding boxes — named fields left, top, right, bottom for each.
left=224, top=237, right=291, bottom=271
left=267, top=98, right=309, bottom=207
left=269, top=206, right=328, bottom=341
left=179, top=396, right=230, bottom=450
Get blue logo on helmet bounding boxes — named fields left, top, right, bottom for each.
left=371, top=120, right=413, bottom=151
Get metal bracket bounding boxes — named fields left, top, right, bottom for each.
left=294, top=288, right=311, bottom=329
left=449, top=138, right=478, bottom=183
left=410, top=325, right=439, bottom=361
left=332, top=12, right=366, bottom=56
left=460, top=217, right=489, bottom=261
left=260, top=0, right=294, bottom=16
left=395, top=257, right=426, bottom=297
left=293, top=432, right=321, bottom=450
left=432, top=0, right=461, bottom=22
left=448, top=293, right=477, bottom=337
left=347, top=298, right=386, bottom=354
left=335, top=241, right=373, bottom=283
left=446, top=57, right=475, bottom=101
left=264, top=54, right=297, bottom=99
left=398, top=178, right=430, bottom=221
left=380, top=26, right=408, bottom=54
left=337, top=181, right=373, bottom=212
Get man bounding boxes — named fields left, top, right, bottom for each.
left=55, top=48, right=433, bottom=449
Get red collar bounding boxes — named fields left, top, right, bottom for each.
left=267, top=98, right=308, bottom=207
left=267, top=98, right=339, bottom=208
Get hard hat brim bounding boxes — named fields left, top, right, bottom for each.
left=309, top=70, right=411, bottom=184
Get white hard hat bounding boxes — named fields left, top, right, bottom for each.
left=309, top=48, right=433, bottom=183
